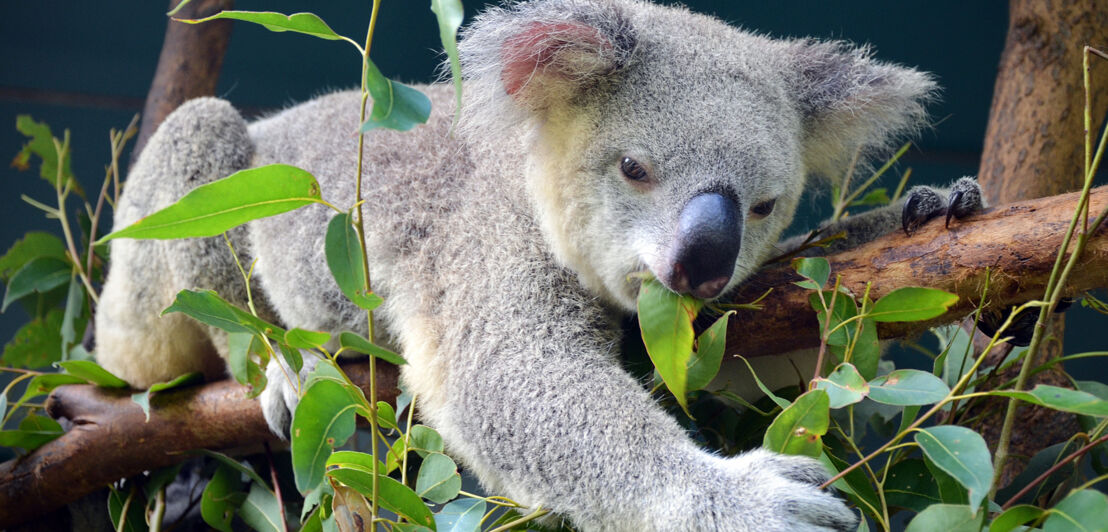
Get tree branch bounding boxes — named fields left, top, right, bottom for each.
left=1, top=187, right=1106, bottom=526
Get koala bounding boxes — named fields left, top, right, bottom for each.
left=95, top=0, right=983, bottom=530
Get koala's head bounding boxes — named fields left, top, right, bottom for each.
left=460, top=0, right=936, bottom=311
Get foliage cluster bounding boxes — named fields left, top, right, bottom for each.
left=2, top=3, right=1108, bottom=532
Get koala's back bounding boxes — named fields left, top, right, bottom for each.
left=244, top=85, right=537, bottom=346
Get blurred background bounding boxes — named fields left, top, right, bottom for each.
left=0, top=2, right=1103, bottom=373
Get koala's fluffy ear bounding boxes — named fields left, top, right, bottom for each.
left=789, top=40, right=938, bottom=179
left=458, top=0, right=636, bottom=131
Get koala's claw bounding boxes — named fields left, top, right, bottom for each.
left=903, top=177, right=983, bottom=236
left=728, top=450, right=859, bottom=532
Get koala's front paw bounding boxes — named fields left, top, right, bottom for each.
left=902, top=176, right=983, bottom=236
left=258, top=355, right=320, bottom=438
left=726, top=450, right=859, bottom=531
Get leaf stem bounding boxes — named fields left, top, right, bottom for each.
left=1001, top=433, right=1108, bottom=509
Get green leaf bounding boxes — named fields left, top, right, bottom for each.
left=360, top=61, right=433, bottom=133
left=324, top=212, right=383, bottom=310
left=1042, top=489, right=1108, bottom=532
left=844, top=315, right=880, bottom=381
left=194, top=449, right=270, bottom=487
left=686, top=311, right=732, bottom=392
left=2, top=309, right=64, bottom=368
left=409, top=425, right=444, bottom=458
left=2, top=257, right=70, bottom=312
left=226, top=332, right=255, bottom=386
left=416, top=452, right=462, bottom=504
left=808, top=290, right=857, bottom=348
left=162, top=289, right=285, bottom=339
left=813, top=363, right=869, bottom=408
left=915, top=426, right=994, bottom=512
left=849, top=188, right=890, bottom=207
left=101, top=164, right=322, bottom=241
left=792, top=257, right=830, bottom=290
left=989, top=505, right=1045, bottom=532
left=180, top=11, right=353, bottom=44
left=376, top=400, right=398, bottom=431
left=435, top=498, right=485, bottom=532
left=638, top=279, right=702, bottom=413
left=870, top=287, right=958, bottom=322
left=820, top=449, right=881, bottom=520
left=0, top=414, right=64, bottom=450
left=60, top=277, right=85, bottom=359
left=984, top=385, right=1108, bottom=417
left=277, top=342, right=303, bottom=374
left=14, top=115, right=73, bottom=186
left=108, top=487, right=149, bottom=532
left=934, top=325, right=975, bottom=388
left=285, top=328, right=332, bottom=350
left=763, top=389, right=829, bottom=458
left=884, top=459, right=942, bottom=513
left=238, top=482, right=285, bottom=532
left=338, top=331, right=406, bottom=365
left=291, top=378, right=360, bottom=494
left=430, top=0, right=464, bottom=128
left=201, top=463, right=245, bottom=532
left=55, top=360, right=128, bottom=388
left=0, top=232, right=66, bottom=281
left=131, top=373, right=203, bottom=420
left=868, top=369, right=950, bottom=406
left=15, top=373, right=86, bottom=406
left=328, top=468, right=435, bottom=528
left=326, top=450, right=385, bottom=474
left=905, top=504, right=983, bottom=532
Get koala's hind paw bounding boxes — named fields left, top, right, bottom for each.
left=902, top=176, right=983, bottom=236
left=728, top=450, right=859, bottom=532
left=258, top=355, right=320, bottom=438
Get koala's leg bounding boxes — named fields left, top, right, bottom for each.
left=97, top=98, right=259, bottom=388
left=785, top=176, right=984, bottom=256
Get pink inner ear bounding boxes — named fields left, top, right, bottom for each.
left=501, top=21, right=609, bottom=97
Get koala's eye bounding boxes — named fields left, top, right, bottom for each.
left=620, top=157, right=649, bottom=182
left=750, top=198, right=777, bottom=219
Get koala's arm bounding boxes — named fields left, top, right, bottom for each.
left=406, top=219, right=856, bottom=531
left=784, top=177, right=984, bottom=257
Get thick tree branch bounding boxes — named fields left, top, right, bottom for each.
left=2, top=187, right=1106, bottom=526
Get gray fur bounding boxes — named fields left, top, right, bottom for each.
left=96, top=1, right=946, bottom=529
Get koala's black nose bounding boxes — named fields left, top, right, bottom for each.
left=669, top=193, right=742, bottom=299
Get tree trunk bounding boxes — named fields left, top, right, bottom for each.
left=973, top=0, right=1108, bottom=487
left=130, top=0, right=235, bottom=165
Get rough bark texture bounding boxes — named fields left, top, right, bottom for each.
left=0, top=360, right=399, bottom=529
left=726, top=186, right=1108, bottom=356
left=973, top=0, right=1108, bottom=486
left=2, top=188, right=1106, bottom=527
left=130, top=0, right=235, bottom=165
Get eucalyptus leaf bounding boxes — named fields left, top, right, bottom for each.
left=324, top=212, right=383, bottom=310
left=988, top=505, right=1044, bottom=532
left=884, top=459, right=942, bottom=513
left=416, top=452, right=462, bottom=504
left=338, top=331, right=406, bottom=365
left=132, top=373, right=203, bottom=420
left=201, top=463, right=245, bottom=532
left=868, top=369, right=950, bottom=406
left=0, top=231, right=67, bottom=281
left=102, top=164, right=322, bottom=241
left=360, top=61, right=433, bottom=132
left=870, top=286, right=958, bottom=322
left=984, top=385, right=1108, bottom=417
left=435, top=498, right=485, bottom=532
left=285, top=328, right=331, bottom=350
left=904, top=504, right=983, bottom=532
left=915, top=426, right=993, bottom=512
left=686, top=311, right=732, bottom=392
left=327, top=468, right=435, bottom=528
left=431, top=0, right=464, bottom=126
left=1041, top=489, right=1108, bottom=532
left=291, top=378, right=360, bottom=494
left=180, top=11, right=353, bottom=45
left=814, top=363, right=868, bottom=408
left=792, top=257, right=830, bottom=290
left=2, top=257, right=70, bottom=312
left=238, top=482, right=284, bottom=532
left=55, top=360, right=128, bottom=388
left=638, top=279, right=701, bottom=412
left=763, top=389, right=829, bottom=458
left=162, top=289, right=285, bottom=340
left=410, top=424, right=444, bottom=458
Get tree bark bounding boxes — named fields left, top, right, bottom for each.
left=972, top=0, right=1108, bottom=486
left=2, top=187, right=1106, bottom=527
left=130, top=0, right=235, bottom=166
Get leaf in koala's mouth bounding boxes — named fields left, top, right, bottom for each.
left=637, top=278, right=702, bottom=413
left=99, top=164, right=324, bottom=242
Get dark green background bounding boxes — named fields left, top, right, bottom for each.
left=0, top=2, right=1102, bottom=367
